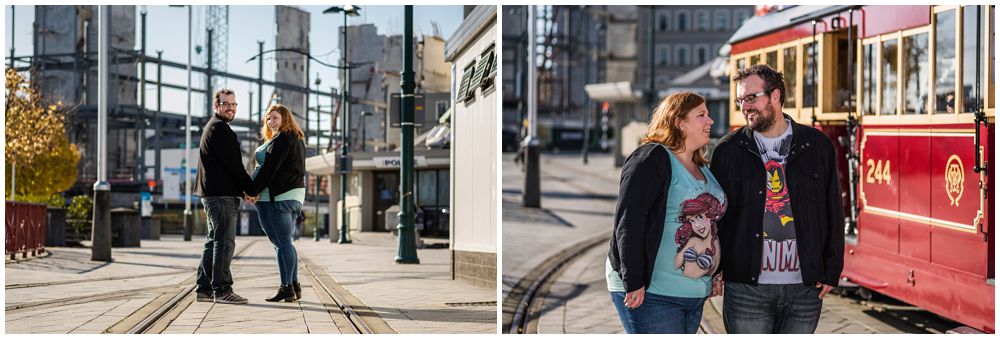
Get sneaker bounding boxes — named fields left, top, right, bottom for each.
left=214, top=291, right=249, bottom=304
left=196, top=291, right=214, bottom=302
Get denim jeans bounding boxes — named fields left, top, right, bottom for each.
left=723, top=282, right=823, bottom=334
left=610, top=291, right=706, bottom=334
left=256, top=200, right=302, bottom=286
left=196, top=196, right=240, bottom=294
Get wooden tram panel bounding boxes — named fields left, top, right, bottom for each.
left=726, top=5, right=995, bottom=333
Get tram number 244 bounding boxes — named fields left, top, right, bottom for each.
left=865, top=159, right=892, bottom=185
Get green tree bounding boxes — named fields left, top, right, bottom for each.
left=5, top=68, right=80, bottom=200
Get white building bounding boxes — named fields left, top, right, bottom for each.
left=445, top=5, right=497, bottom=288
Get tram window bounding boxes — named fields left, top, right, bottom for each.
left=803, top=42, right=817, bottom=108
left=783, top=47, right=797, bottom=109
left=750, top=54, right=760, bottom=65
left=991, top=6, right=995, bottom=109
left=902, top=33, right=929, bottom=114
left=935, top=9, right=957, bottom=114
left=834, top=38, right=856, bottom=112
left=881, top=38, right=899, bottom=115
left=736, top=58, right=746, bottom=72
left=766, top=51, right=778, bottom=70
left=862, top=43, right=876, bottom=115
left=962, top=6, right=984, bottom=112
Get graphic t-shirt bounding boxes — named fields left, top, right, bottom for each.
left=753, top=121, right=803, bottom=284
left=607, top=147, right=727, bottom=297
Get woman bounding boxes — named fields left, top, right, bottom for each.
left=249, top=104, right=307, bottom=302
left=606, top=92, right=727, bottom=333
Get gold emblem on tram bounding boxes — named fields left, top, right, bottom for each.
left=945, top=155, right=964, bottom=206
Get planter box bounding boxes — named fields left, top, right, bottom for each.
left=111, top=208, right=141, bottom=247
left=46, top=207, right=67, bottom=247
left=141, top=217, right=161, bottom=240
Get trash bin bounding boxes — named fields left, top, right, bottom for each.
left=46, top=207, right=67, bottom=247
left=384, top=205, right=400, bottom=232
left=141, top=217, right=161, bottom=240
left=111, top=208, right=141, bottom=247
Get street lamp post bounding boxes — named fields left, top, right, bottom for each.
left=314, top=75, right=323, bottom=241
left=92, top=5, right=112, bottom=261
left=360, top=111, right=372, bottom=152
left=523, top=5, right=541, bottom=208
left=323, top=5, right=361, bottom=244
left=395, top=5, right=419, bottom=264
left=170, top=4, right=194, bottom=241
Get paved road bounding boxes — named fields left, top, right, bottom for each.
left=6, top=233, right=495, bottom=334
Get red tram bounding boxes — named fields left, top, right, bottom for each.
left=726, top=5, right=995, bottom=333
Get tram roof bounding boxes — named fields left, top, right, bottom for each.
left=727, top=5, right=854, bottom=45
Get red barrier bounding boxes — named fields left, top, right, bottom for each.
left=5, top=201, right=48, bottom=260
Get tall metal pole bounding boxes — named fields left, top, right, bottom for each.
left=155, top=50, right=162, bottom=185
left=314, top=76, right=322, bottom=241
left=257, top=41, right=264, bottom=124
left=91, top=5, right=112, bottom=262
left=646, top=6, right=656, bottom=118
left=582, top=7, right=593, bottom=165
left=183, top=5, right=193, bottom=241
left=395, top=5, right=419, bottom=264
left=523, top=5, right=541, bottom=208
left=9, top=5, right=14, bottom=68
left=138, top=10, right=147, bottom=182
left=338, top=11, right=352, bottom=244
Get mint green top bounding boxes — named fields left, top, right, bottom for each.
left=607, top=150, right=727, bottom=298
left=252, top=138, right=305, bottom=203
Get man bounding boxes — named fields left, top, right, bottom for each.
left=710, top=64, right=844, bottom=333
left=194, top=89, right=258, bottom=304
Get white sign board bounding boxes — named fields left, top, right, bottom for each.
left=372, top=156, right=428, bottom=169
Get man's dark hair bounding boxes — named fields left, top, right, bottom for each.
left=214, top=88, right=236, bottom=106
left=733, top=64, right=786, bottom=106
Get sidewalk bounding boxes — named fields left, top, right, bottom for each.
left=5, top=232, right=495, bottom=334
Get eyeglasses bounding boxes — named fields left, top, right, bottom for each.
left=733, top=90, right=770, bottom=107
left=220, top=102, right=239, bottom=107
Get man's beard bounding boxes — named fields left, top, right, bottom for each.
left=748, top=103, right=776, bottom=133
left=216, top=110, right=235, bottom=123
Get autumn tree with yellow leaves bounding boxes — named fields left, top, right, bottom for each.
left=5, top=68, right=80, bottom=201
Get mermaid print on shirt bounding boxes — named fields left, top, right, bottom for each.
left=673, top=192, right=725, bottom=279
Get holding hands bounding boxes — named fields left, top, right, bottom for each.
left=244, top=193, right=258, bottom=204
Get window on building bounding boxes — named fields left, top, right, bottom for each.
left=715, top=11, right=729, bottom=31
left=677, top=45, right=688, bottom=66
left=803, top=42, right=818, bottom=108
left=458, top=61, right=477, bottom=104
left=783, top=46, right=797, bottom=109
left=902, top=33, right=929, bottom=114
left=862, top=43, right=876, bottom=115
left=765, top=50, right=778, bottom=70
left=658, top=45, right=670, bottom=66
left=734, top=10, right=750, bottom=28
left=881, top=38, right=898, bottom=115
left=697, top=11, right=710, bottom=31
left=935, top=9, right=956, bottom=113
left=698, top=46, right=709, bottom=65
left=962, top=5, right=985, bottom=112
left=477, top=44, right=496, bottom=93
left=436, top=100, right=449, bottom=119
left=659, top=14, right=669, bottom=31
left=678, top=12, right=689, bottom=31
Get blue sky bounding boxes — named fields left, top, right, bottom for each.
left=5, top=5, right=464, bottom=124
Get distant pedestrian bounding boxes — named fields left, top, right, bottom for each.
left=249, top=104, right=307, bottom=303
left=710, top=64, right=843, bottom=334
left=194, top=88, right=256, bottom=305
left=607, top=92, right=726, bottom=333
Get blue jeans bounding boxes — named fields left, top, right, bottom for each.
left=610, top=291, right=706, bottom=334
left=723, top=282, right=823, bottom=334
left=196, top=196, right=240, bottom=294
left=256, top=200, right=302, bottom=286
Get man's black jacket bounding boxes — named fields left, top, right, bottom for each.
left=249, top=132, right=305, bottom=202
left=608, top=143, right=672, bottom=293
left=195, top=114, right=254, bottom=198
left=709, top=114, right=844, bottom=287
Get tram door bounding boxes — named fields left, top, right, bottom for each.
left=858, top=128, right=903, bottom=255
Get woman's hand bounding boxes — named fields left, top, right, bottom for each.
left=624, top=286, right=646, bottom=309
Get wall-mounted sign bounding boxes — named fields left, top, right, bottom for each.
left=373, top=156, right=428, bottom=168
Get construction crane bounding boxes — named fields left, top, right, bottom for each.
left=206, top=5, right=229, bottom=90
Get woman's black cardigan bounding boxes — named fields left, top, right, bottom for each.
left=607, top=143, right=672, bottom=293
left=249, top=132, right=306, bottom=202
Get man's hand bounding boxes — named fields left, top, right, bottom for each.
left=243, top=194, right=258, bottom=204
left=624, top=286, right=646, bottom=309
left=710, top=274, right=724, bottom=297
left=816, top=282, right=833, bottom=299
